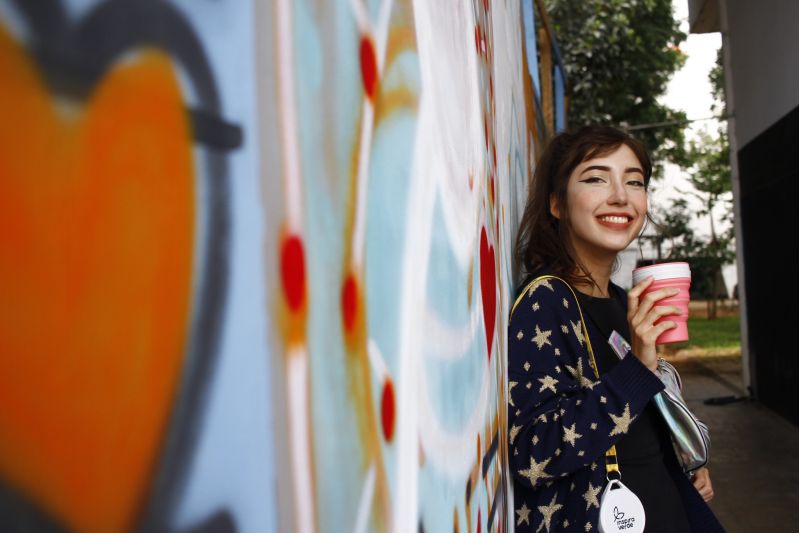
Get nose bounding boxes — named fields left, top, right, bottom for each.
left=608, top=178, right=628, bottom=205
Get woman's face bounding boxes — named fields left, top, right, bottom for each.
left=551, top=144, right=648, bottom=264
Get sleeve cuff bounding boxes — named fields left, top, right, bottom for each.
left=604, top=353, right=665, bottom=410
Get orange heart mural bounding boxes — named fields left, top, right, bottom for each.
left=0, top=22, right=195, bottom=533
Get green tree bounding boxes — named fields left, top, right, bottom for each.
left=676, top=128, right=734, bottom=319
left=544, top=0, right=688, bottom=173
left=648, top=49, right=734, bottom=319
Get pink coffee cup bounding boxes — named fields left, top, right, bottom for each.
left=631, top=262, right=691, bottom=344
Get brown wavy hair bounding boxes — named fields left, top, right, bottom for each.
left=514, top=125, right=652, bottom=288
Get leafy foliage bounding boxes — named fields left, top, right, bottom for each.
left=545, top=0, right=688, bottom=172
left=646, top=51, right=734, bottom=315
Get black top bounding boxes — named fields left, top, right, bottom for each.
left=576, top=285, right=692, bottom=533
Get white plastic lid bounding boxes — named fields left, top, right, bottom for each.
left=631, top=261, right=691, bottom=285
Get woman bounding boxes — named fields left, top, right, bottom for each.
left=508, top=126, right=723, bottom=532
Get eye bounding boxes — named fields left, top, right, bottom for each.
left=580, top=176, right=605, bottom=184
left=627, top=179, right=646, bottom=188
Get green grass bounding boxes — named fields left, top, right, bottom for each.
left=671, top=316, right=741, bottom=351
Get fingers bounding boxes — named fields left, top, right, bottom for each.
left=692, top=468, right=714, bottom=502
left=631, top=287, right=681, bottom=324
left=631, top=306, right=679, bottom=343
left=628, top=276, right=654, bottom=300
left=627, top=277, right=654, bottom=318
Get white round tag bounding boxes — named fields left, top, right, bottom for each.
left=598, top=480, right=645, bottom=533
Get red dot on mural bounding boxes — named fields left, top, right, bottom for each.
left=360, top=36, right=378, bottom=100
left=342, top=274, right=358, bottom=332
left=281, top=235, right=305, bottom=312
left=381, top=379, right=396, bottom=441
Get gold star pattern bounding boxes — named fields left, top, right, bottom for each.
left=576, top=399, right=582, bottom=406
left=583, top=482, right=601, bottom=510
left=529, top=278, right=554, bottom=295
left=562, top=423, right=583, bottom=447
left=609, top=403, right=635, bottom=436
left=563, top=519, right=570, bottom=528
left=554, top=448, right=561, bottom=456
left=532, top=435, right=539, bottom=445
left=560, top=408, right=566, bottom=415
left=570, top=320, right=585, bottom=345
left=561, top=324, right=569, bottom=334
left=554, top=348, right=561, bottom=356
left=516, top=330, right=524, bottom=340
left=552, top=412, right=559, bottom=421
left=591, top=462, right=598, bottom=471
left=537, top=413, right=548, bottom=423
left=577, top=450, right=585, bottom=457
left=565, top=359, right=596, bottom=390
left=516, top=409, right=521, bottom=416
left=555, top=366, right=562, bottom=373
left=590, top=422, right=597, bottom=430
left=524, top=361, right=531, bottom=371
left=518, top=456, right=552, bottom=487
left=516, top=502, right=531, bottom=526
left=509, top=381, right=517, bottom=407
left=532, top=301, right=540, bottom=311
left=532, top=325, right=553, bottom=349
left=538, top=375, right=559, bottom=393
left=600, top=395, right=607, bottom=404
left=526, top=381, right=532, bottom=389
left=585, top=521, right=592, bottom=532
left=562, top=298, right=569, bottom=308
left=510, top=424, right=522, bottom=444
left=536, top=493, right=563, bottom=533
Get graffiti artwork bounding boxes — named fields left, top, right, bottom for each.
left=0, top=0, right=563, bottom=531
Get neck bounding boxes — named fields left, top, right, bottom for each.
left=573, top=252, right=615, bottom=298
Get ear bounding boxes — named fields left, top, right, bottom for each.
left=549, top=194, right=560, bottom=219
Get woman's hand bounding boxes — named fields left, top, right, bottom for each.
left=692, top=467, right=714, bottom=501
left=626, top=277, right=680, bottom=371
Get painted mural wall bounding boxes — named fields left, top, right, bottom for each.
left=0, top=0, right=562, bottom=531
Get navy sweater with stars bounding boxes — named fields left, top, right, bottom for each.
left=507, top=274, right=725, bottom=533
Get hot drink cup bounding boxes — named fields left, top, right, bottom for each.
left=631, top=262, right=691, bottom=344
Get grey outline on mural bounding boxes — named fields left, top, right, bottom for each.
left=0, top=0, right=240, bottom=531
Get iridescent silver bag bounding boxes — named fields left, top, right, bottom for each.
left=607, top=332, right=710, bottom=474
left=653, top=358, right=710, bottom=473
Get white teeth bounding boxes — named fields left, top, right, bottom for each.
left=600, top=216, right=629, bottom=224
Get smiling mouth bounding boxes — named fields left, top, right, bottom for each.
left=597, top=215, right=633, bottom=227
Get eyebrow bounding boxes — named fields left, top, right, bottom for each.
left=580, top=165, right=645, bottom=176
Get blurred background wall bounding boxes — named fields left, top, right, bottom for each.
left=0, top=0, right=566, bottom=531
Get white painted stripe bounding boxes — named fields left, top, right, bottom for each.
left=276, top=0, right=302, bottom=229
left=352, top=102, right=374, bottom=266
left=288, top=348, right=314, bottom=533
left=353, top=464, right=377, bottom=533
left=348, top=0, right=370, bottom=34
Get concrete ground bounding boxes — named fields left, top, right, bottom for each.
left=671, top=356, right=798, bottom=532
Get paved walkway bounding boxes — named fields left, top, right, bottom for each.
left=673, top=356, right=798, bottom=532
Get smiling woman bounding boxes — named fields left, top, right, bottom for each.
left=507, top=126, right=725, bottom=532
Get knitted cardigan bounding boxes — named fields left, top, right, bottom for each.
left=507, top=275, right=725, bottom=532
